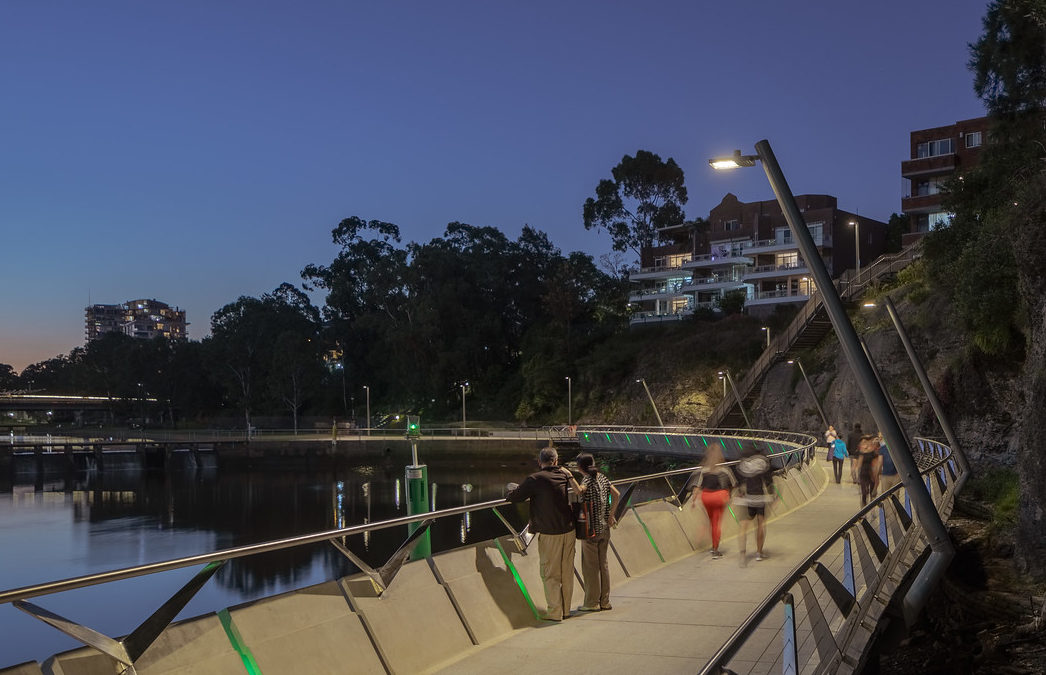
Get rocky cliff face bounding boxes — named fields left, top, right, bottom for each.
left=748, top=287, right=1022, bottom=470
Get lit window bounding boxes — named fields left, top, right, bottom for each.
left=916, top=138, right=954, bottom=158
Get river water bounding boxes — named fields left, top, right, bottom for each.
left=0, top=445, right=663, bottom=665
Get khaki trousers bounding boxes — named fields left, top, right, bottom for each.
left=880, top=473, right=901, bottom=492
left=581, top=529, right=611, bottom=609
left=537, top=530, right=576, bottom=620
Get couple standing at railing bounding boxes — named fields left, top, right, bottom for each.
left=505, top=446, right=621, bottom=622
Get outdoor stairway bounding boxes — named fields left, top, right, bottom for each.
left=707, top=243, right=922, bottom=429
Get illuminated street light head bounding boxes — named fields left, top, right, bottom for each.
left=787, top=360, right=795, bottom=364
left=863, top=302, right=877, bottom=308
left=709, top=150, right=757, bottom=170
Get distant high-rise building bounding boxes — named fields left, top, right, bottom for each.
left=85, top=299, right=188, bottom=343
left=901, top=116, right=989, bottom=246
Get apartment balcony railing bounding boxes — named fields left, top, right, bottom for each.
left=682, top=251, right=753, bottom=269
left=742, top=262, right=809, bottom=280
left=628, top=285, right=689, bottom=302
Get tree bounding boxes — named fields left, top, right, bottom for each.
left=583, top=150, right=688, bottom=256
left=884, top=213, right=908, bottom=253
left=961, top=0, right=1046, bottom=575
left=0, top=364, right=17, bottom=391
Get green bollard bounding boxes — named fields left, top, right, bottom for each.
left=406, top=431, right=431, bottom=559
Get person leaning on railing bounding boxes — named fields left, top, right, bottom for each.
left=561, top=452, right=620, bottom=612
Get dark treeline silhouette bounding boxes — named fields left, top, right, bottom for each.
left=4, top=219, right=628, bottom=427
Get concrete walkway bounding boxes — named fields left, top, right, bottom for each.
left=435, top=479, right=863, bottom=675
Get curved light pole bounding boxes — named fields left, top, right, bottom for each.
left=635, top=378, right=664, bottom=428
left=787, top=358, right=828, bottom=430
left=710, top=140, right=954, bottom=624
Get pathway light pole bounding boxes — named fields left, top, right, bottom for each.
left=787, top=358, right=828, bottom=430
left=718, top=369, right=751, bottom=428
left=717, top=371, right=727, bottom=398
left=635, top=378, right=664, bottom=428
left=363, top=385, right=370, bottom=436
left=565, top=376, right=572, bottom=426
left=460, top=381, right=469, bottom=434
left=761, top=326, right=770, bottom=348
left=710, top=140, right=954, bottom=624
left=849, top=219, right=861, bottom=280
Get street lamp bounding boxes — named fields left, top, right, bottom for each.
left=717, top=369, right=751, bottom=428
left=717, top=371, right=727, bottom=397
left=861, top=300, right=970, bottom=476
left=565, top=376, right=573, bottom=426
left=849, top=219, right=861, bottom=280
left=761, top=326, right=770, bottom=348
left=363, top=385, right=370, bottom=436
left=710, top=140, right=953, bottom=624
left=634, top=378, right=664, bottom=428
left=786, top=358, right=829, bottom=430
left=460, top=381, right=469, bottom=433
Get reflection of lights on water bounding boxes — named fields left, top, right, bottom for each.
left=334, top=481, right=345, bottom=529
left=460, top=512, right=471, bottom=544
left=394, top=479, right=401, bottom=508
left=430, top=482, right=438, bottom=511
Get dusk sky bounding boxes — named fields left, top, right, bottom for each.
left=1, top=2, right=988, bottom=373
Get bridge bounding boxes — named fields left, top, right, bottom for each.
left=0, top=427, right=965, bottom=675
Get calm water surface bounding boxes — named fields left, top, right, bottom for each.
left=0, top=447, right=657, bottom=665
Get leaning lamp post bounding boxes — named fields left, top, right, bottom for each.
left=710, top=141, right=954, bottom=625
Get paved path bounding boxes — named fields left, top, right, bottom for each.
left=435, top=479, right=863, bottom=675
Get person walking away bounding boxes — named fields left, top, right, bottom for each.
left=831, top=437, right=847, bottom=484
left=560, top=453, right=620, bottom=612
left=877, top=432, right=900, bottom=492
left=505, top=447, right=576, bottom=621
left=735, top=446, right=775, bottom=566
left=688, top=442, right=735, bottom=559
left=847, top=422, right=864, bottom=484
left=856, top=435, right=883, bottom=506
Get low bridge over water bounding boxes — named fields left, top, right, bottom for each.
left=0, top=427, right=964, bottom=675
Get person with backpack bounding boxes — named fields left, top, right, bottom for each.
left=734, top=446, right=776, bottom=566
left=831, top=437, right=847, bottom=484
left=561, top=453, right=619, bottom=612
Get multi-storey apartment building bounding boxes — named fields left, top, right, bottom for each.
left=85, top=299, right=188, bottom=342
left=901, top=116, right=988, bottom=246
left=629, top=194, right=886, bottom=323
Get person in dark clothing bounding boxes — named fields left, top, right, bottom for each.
left=561, top=452, right=620, bottom=611
left=857, top=435, right=883, bottom=506
left=505, top=446, right=575, bottom=621
left=735, top=446, right=775, bottom=566
left=847, top=423, right=864, bottom=484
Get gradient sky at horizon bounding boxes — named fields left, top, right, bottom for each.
left=1, top=1, right=988, bottom=373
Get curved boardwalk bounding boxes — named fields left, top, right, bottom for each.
left=436, top=475, right=861, bottom=674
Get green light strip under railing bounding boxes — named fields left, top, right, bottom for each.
left=664, top=435, right=671, bottom=446
left=683, top=436, right=691, bottom=448
left=644, top=434, right=652, bottom=445
left=494, top=538, right=540, bottom=620
left=625, top=434, right=632, bottom=444
left=727, top=505, right=740, bottom=523
left=217, top=608, right=263, bottom=675
left=774, top=483, right=788, bottom=507
left=605, top=433, right=612, bottom=442
left=701, top=436, right=708, bottom=447
left=630, top=506, right=665, bottom=563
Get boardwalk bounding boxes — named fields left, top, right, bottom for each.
left=436, top=479, right=860, bottom=674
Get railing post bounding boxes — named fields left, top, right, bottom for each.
left=781, top=592, right=798, bottom=675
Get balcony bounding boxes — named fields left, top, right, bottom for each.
left=901, top=193, right=945, bottom=214
left=680, top=276, right=746, bottom=293
left=901, top=154, right=956, bottom=178
left=681, top=251, right=753, bottom=269
left=629, top=264, right=689, bottom=281
left=742, top=261, right=809, bottom=281
left=745, top=288, right=810, bottom=307
left=628, top=284, right=690, bottom=302
left=629, top=309, right=689, bottom=325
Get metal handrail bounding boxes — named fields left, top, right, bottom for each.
left=0, top=430, right=812, bottom=607
left=699, top=436, right=960, bottom=674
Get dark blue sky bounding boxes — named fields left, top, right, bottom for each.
left=1, top=1, right=987, bottom=371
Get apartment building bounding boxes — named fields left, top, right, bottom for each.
left=901, top=116, right=989, bottom=246
left=85, top=299, right=188, bottom=342
left=629, top=194, right=886, bottom=323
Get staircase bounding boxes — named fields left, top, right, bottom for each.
left=707, top=243, right=922, bottom=428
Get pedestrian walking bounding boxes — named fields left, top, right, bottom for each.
left=735, top=445, right=775, bottom=566
left=560, top=453, right=620, bottom=612
left=688, top=442, right=735, bottom=559
left=856, top=435, right=882, bottom=506
left=847, top=422, right=864, bottom=483
left=505, top=446, right=576, bottom=621
left=877, top=432, right=900, bottom=492
left=831, top=437, right=847, bottom=484
left=825, top=424, right=838, bottom=446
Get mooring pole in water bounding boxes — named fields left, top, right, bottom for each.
left=405, top=416, right=430, bottom=559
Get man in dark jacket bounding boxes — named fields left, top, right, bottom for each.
left=847, top=422, right=864, bottom=484
left=506, top=446, right=575, bottom=621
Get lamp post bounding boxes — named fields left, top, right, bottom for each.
left=460, top=381, right=469, bottom=433
left=710, top=140, right=954, bottom=625
left=862, top=299, right=970, bottom=477
left=717, top=371, right=727, bottom=398
left=761, top=326, right=770, bottom=349
left=635, top=378, right=664, bottom=428
left=565, top=376, right=572, bottom=426
left=363, top=385, right=370, bottom=436
left=718, top=369, right=751, bottom=428
left=787, top=358, right=829, bottom=430
left=849, top=219, right=861, bottom=280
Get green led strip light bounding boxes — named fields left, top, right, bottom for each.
left=494, top=538, right=540, bottom=620
left=218, top=608, right=263, bottom=675
left=605, top=433, right=612, bottom=442
left=630, top=506, right=665, bottom=562
left=774, top=484, right=788, bottom=506
left=701, top=436, right=708, bottom=447
left=683, top=436, right=691, bottom=448
left=726, top=505, right=740, bottom=523
left=664, top=435, right=671, bottom=446
left=625, top=434, right=632, bottom=444
left=644, top=434, right=652, bottom=445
